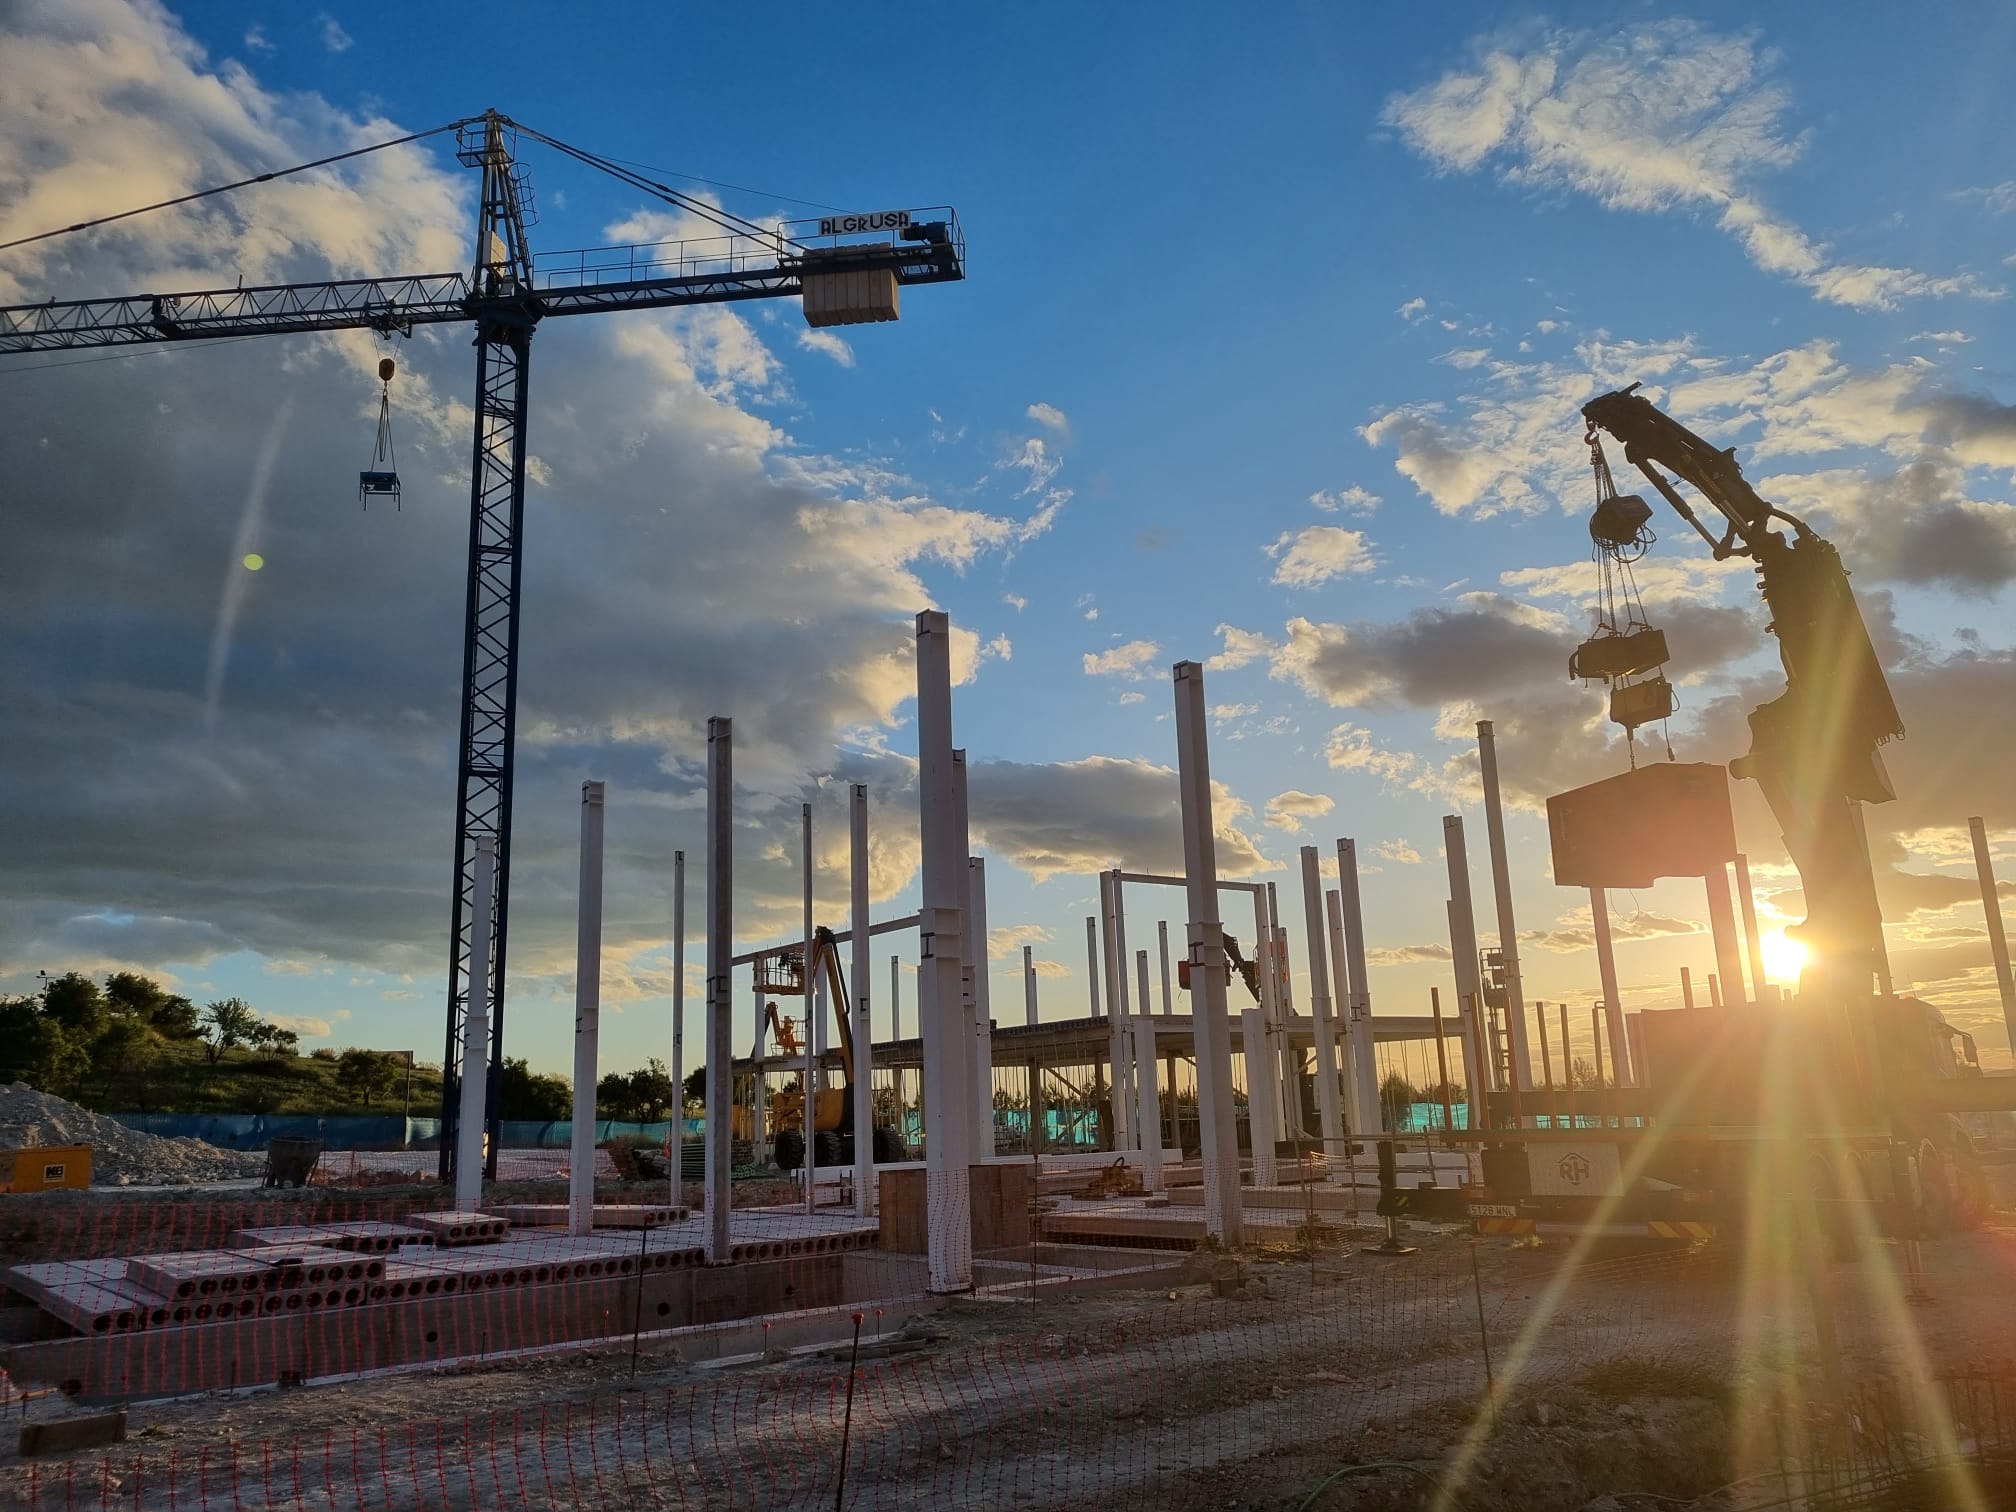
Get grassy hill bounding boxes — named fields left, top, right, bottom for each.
left=83, top=1039, right=444, bottom=1120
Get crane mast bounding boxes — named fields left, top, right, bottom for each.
left=1581, top=386, right=1902, bottom=1005
left=0, top=110, right=965, bottom=1178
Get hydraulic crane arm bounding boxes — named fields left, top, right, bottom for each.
left=0, top=234, right=963, bottom=353
left=1581, top=385, right=1902, bottom=1002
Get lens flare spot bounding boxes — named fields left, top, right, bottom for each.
left=1759, top=928, right=1806, bottom=985
left=242, top=553, right=265, bottom=572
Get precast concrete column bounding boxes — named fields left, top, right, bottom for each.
left=1971, top=818, right=2016, bottom=1055
left=1704, top=863, right=1747, bottom=1008
left=1135, top=948, right=1164, bottom=1189
left=1023, top=945, right=1038, bottom=1028
left=704, top=720, right=734, bottom=1263
left=1443, top=815, right=1486, bottom=1105
left=850, top=784, right=875, bottom=1218
left=670, top=848, right=685, bottom=1209
left=1336, top=839, right=1382, bottom=1131
left=1268, top=880, right=1301, bottom=1141
left=1735, top=855, right=1768, bottom=1007
left=1114, top=870, right=1139, bottom=1144
left=1157, top=920, right=1174, bottom=1016
left=1476, top=722, right=1534, bottom=1090
left=455, top=836, right=497, bottom=1213
left=1590, top=887, right=1633, bottom=1085
left=748, top=982, right=769, bottom=1168
left=569, top=781, right=606, bottom=1238
left=1085, top=916, right=1102, bottom=1016
left=800, top=802, right=817, bottom=1213
left=1100, top=869, right=1133, bottom=1151
left=914, top=612, right=972, bottom=1291
left=890, top=954, right=901, bottom=1042
left=1241, top=1007, right=1279, bottom=1185
left=1298, top=845, right=1345, bottom=1166
left=967, top=854, right=995, bottom=1158
left=1172, top=660, right=1243, bottom=1244
left=1325, top=888, right=1363, bottom=1134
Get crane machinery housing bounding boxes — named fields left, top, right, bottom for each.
left=0, top=111, right=966, bottom=1179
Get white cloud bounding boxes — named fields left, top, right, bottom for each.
left=1437, top=347, right=1491, bottom=369
left=243, top=25, right=273, bottom=52
left=1264, top=789, right=1335, bottom=832
left=1003, top=593, right=1028, bottom=612
left=983, top=633, right=1012, bottom=662
left=1323, top=723, right=1423, bottom=787
left=1373, top=838, right=1423, bottom=865
left=1000, top=436, right=1060, bottom=495
left=1398, top=297, right=1428, bottom=322
left=1083, top=640, right=1161, bottom=678
left=1910, top=331, right=1973, bottom=346
left=988, top=922, right=1051, bottom=960
left=1026, top=402, right=1070, bottom=436
left=317, top=13, right=352, bottom=52
left=1309, top=484, right=1381, bottom=514
left=1213, top=702, right=1260, bottom=721
left=1956, top=182, right=2016, bottom=216
left=1206, top=624, right=1276, bottom=670
left=1266, top=525, right=1376, bottom=587
left=266, top=1013, right=333, bottom=1039
left=1385, top=21, right=1992, bottom=310
left=1118, top=691, right=1147, bottom=706
left=796, top=329, right=855, bottom=367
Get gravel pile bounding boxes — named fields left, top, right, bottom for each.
left=0, top=1082, right=266, bottom=1186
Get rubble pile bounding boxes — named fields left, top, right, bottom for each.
left=0, top=1083, right=265, bottom=1186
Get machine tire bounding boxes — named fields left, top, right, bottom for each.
left=814, top=1130, right=847, bottom=1168
left=774, top=1129, right=806, bottom=1172
left=871, top=1126, right=906, bottom=1164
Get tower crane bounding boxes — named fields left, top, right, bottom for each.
left=0, top=110, right=966, bottom=1179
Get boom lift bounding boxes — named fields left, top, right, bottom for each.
left=760, top=926, right=905, bottom=1172
left=0, top=111, right=965, bottom=1180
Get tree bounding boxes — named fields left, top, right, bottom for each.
left=91, top=1015, right=156, bottom=1087
left=105, top=973, right=202, bottom=1040
left=1379, top=1072, right=1420, bottom=1130
left=201, top=998, right=259, bottom=1064
left=597, top=1070, right=641, bottom=1121
left=497, top=1056, right=572, bottom=1121
left=41, top=972, right=108, bottom=1040
left=628, top=1058, right=675, bottom=1122
left=682, top=1066, right=707, bottom=1106
left=335, top=1048, right=401, bottom=1108
left=250, top=1022, right=300, bottom=1058
left=0, top=995, right=88, bottom=1095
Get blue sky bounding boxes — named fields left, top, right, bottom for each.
left=4, top=1, right=2014, bottom=1078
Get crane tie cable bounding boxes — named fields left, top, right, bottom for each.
left=0, top=119, right=479, bottom=255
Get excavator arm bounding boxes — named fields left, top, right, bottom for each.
left=1581, top=386, right=1903, bottom=1002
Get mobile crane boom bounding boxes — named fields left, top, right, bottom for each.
left=1, top=111, right=964, bottom=1179
left=1581, top=385, right=1902, bottom=1003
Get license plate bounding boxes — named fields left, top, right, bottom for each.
left=1467, top=1202, right=1518, bottom=1218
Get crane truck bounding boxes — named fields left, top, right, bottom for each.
left=1399, top=385, right=2002, bottom=1243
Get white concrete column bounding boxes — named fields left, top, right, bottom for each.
left=967, top=854, right=995, bottom=1158
left=704, top=721, right=733, bottom=1264
left=1336, top=839, right=1382, bottom=1132
left=748, top=982, right=769, bottom=1168
left=800, top=802, right=817, bottom=1211
left=1590, top=887, right=1633, bottom=1085
left=804, top=957, right=825, bottom=1212
left=1735, top=854, right=1768, bottom=1008
left=1476, top=721, right=1534, bottom=1090
left=850, top=784, right=875, bottom=1218
left=1173, top=659, right=1243, bottom=1244
left=1022, top=945, right=1038, bottom=1028
left=669, top=848, right=685, bottom=1208
left=914, top=611, right=972, bottom=1291
left=1157, top=920, right=1173, bottom=1016
left=455, top=835, right=496, bottom=1213
left=1298, top=846, right=1345, bottom=1167
left=1099, top=869, right=1133, bottom=1151
left=1112, top=870, right=1137, bottom=1146
left=1085, top=916, right=1102, bottom=1017
left=1325, top=888, right=1363, bottom=1134
left=1267, top=880, right=1301, bottom=1141
left=1134, top=949, right=1164, bottom=1189
left=1443, top=815, right=1486, bottom=1105
left=1704, top=863, right=1747, bottom=1009
left=1241, top=1007, right=1279, bottom=1186
left=569, top=781, right=606, bottom=1238
left=889, top=954, right=901, bottom=1042
left=1971, top=818, right=2016, bottom=1055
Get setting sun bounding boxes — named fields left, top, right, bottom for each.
left=1758, top=928, right=1807, bottom=987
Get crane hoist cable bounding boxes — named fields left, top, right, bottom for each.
left=359, top=355, right=400, bottom=509
left=1572, top=424, right=1676, bottom=766
left=0, top=120, right=477, bottom=254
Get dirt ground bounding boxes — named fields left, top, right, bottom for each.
left=7, top=1211, right=2015, bottom=1510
